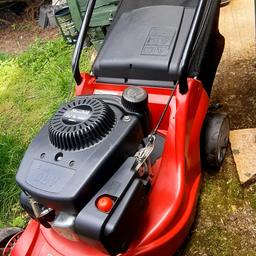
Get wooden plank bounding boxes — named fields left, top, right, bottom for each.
left=230, top=128, right=256, bottom=185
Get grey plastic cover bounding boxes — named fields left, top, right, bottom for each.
left=93, top=5, right=195, bottom=85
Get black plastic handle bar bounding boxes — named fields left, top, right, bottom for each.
left=178, top=0, right=206, bottom=94
left=72, top=0, right=97, bottom=85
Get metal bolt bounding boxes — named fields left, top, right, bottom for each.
left=40, top=153, right=45, bottom=159
left=123, top=115, right=131, bottom=122
left=69, top=161, right=75, bottom=167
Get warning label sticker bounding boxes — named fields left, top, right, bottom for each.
left=141, top=27, right=176, bottom=56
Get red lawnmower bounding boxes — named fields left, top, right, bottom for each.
left=5, top=0, right=230, bottom=255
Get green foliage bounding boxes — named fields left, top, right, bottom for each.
left=0, top=38, right=92, bottom=226
left=10, top=215, right=27, bottom=228
left=0, top=52, right=10, bottom=61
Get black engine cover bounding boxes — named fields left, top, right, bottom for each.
left=16, top=95, right=144, bottom=213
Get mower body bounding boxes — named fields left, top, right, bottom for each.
left=12, top=0, right=225, bottom=255
left=12, top=77, right=208, bottom=256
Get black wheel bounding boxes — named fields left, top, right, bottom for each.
left=0, top=227, right=22, bottom=254
left=201, top=112, right=230, bottom=170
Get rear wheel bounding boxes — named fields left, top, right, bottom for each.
left=0, top=228, right=22, bottom=255
left=201, top=112, right=230, bottom=170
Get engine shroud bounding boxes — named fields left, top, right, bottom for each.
left=49, top=97, right=116, bottom=151
left=16, top=95, right=144, bottom=213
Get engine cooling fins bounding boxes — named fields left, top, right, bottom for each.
left=49, top=96, right=116, bottom=151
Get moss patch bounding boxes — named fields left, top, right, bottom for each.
left=177, top=149, right=256, bottom=255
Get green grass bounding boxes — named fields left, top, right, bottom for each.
left=0, top=52, right=10, bottom=62
left=0, top=38, right=92, bottom=226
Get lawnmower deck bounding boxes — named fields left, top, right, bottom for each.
left=12, top=77, right=209, bottom=256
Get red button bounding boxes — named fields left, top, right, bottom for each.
left=96, top=196, right=114, bottom=212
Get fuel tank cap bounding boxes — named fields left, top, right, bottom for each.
left=121, top=87, right=148, bottom=112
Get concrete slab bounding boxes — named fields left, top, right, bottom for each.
left=230, top=128, right=256, bottom=185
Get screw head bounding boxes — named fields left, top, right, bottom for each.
left=40, top=153, right=45, bottom=159
left=123, top=115, right=131, bottom=122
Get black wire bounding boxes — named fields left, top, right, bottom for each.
left=149, top=82, right=178, bottom=141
